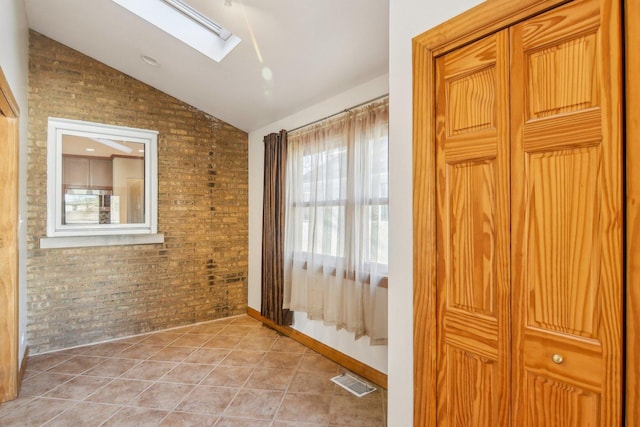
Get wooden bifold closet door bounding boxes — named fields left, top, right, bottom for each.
left=435, top=30, right=511, bottom=426
left=0, top=67, right=19, bottom=402
left=433, top=0, right=622, bottom=425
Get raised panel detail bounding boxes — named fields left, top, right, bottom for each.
left=447, top=346, right=497, bottom=427
left=527, top=34, right=599, bottom=119
left=448, top=67, right=496, bottom=135
left=449, top=160, right=496, bottom=316
left=527, top=147, right=599, bottom=338
left=526, top=373, right=600, bottom=426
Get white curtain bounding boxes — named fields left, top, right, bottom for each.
left=283, top=98, right=388, bottom=345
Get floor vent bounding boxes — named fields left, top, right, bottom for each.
left=331, top=373, right=377, bottom=397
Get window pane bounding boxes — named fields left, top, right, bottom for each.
left=286, top=101, right=389, bottom=273
left=371, top=136, right=389, bottom=199
left=308, top=205, right=344, bottom=258
left=61, top=135, right=145, bottom=225
left=64, top=191, right=99, bottom=224
left=368, top=204, right=389, bottom=266
left=302, top=146, right=346, bottom=203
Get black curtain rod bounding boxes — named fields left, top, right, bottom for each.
left=288, top=94, right=389, bottom=134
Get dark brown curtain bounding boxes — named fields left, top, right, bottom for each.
left=261, top=130, right=293, bottom=326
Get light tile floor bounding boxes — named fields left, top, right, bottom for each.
left=0, top=315, right=386, bottom=426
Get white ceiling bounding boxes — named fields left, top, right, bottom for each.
left=24, top=0, right=389, bottom=132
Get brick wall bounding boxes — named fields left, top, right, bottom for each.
left=27, top=31, right=248, bottom=354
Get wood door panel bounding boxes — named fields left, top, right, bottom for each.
left=526, top=35, right=600, bottom=119
left=443, top=131, right=497, bottom=163
left=526, top=147, right=600, bottom=338
left=445, top=314, right=498, bottom=360
left=523, top=109, right=601, bottom=152
left=436, top=30, right=511, bottom=426
left=519, top=0, right=599, bottom=58
left=523, top=331, right=602, bottom=391
left=448, top=160, right=496, bottom=316
left=526, top=373, right=600, bottom=427
left=511, top=0, right=622, bottom=424
left=447, top=67, right=496, bottom=135
left=446, top=346, right=498, bottom=427
left=442, top=35, right=501, bottom=78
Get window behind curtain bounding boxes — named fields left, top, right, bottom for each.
left=283, top=98, right=388, bottom=344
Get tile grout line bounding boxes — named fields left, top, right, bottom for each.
left=216, top=329, right=268, bottom=421
left=270, top=345, right=306, bottom=424
left=8, top=316, right=387, bottom=426
left=161, top=319, right=265, bottom=422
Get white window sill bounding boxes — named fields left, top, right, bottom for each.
left=40, top=233, right=165, bottom=249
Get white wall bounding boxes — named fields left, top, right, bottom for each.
left=0, top=0, right=30, bottom=366
left=387, top=0, right=483, bottom=425
left=248, top=74, right=389, bottom=374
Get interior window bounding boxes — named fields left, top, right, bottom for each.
left=44, top=118, right=160, bottom=241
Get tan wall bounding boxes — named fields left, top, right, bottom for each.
left=27, top=31, right=248, bottom=354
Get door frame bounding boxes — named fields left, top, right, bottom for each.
left=0, top=66, right=20, bottom=402
left=412, top=0, right=634, bottom=424
left=624, top=0, right=639, bottom=423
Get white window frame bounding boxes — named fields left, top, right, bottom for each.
left=41, top=118, right=163, bottom=248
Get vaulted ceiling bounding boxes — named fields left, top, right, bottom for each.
left=24, top=0, right=389, bottom=132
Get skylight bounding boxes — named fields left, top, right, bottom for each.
left=112, top=0, right=241, bottom=62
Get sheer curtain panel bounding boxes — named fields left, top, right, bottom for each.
left=261, top=130, right=293, bottom=326
left=284, top=99, right=388, bottom=344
